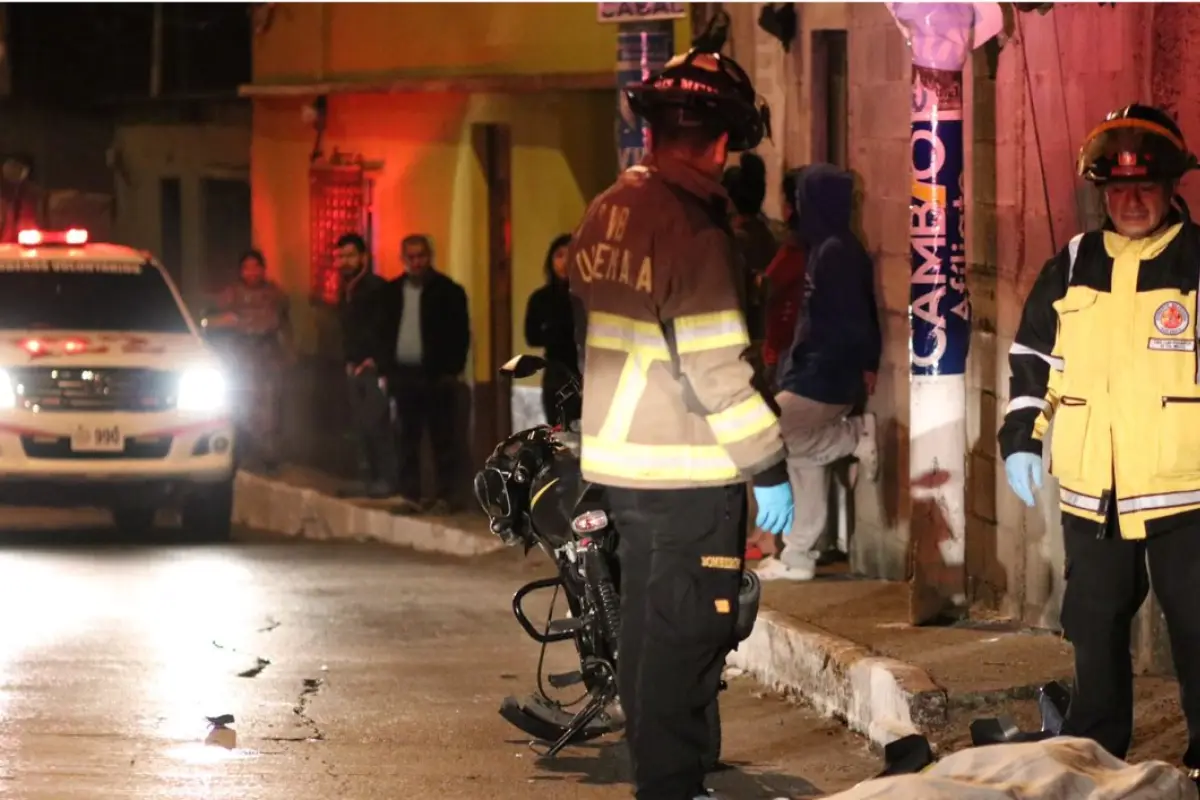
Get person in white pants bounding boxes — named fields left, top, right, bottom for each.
left=757, top=163, right=882, bottom=581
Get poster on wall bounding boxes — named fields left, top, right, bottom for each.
left=909, top=64, right=969, bottom=378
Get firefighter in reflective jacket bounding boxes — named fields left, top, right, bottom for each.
left=998, top=104, right=1200, bottom=782
left=567, top=49, right=793, bottom=800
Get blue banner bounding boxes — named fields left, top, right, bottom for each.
left=909, top=65, right=970, bottom=377
left=616, top=24, right=673, bottom=172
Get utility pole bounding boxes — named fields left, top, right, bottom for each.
left=886, top=2, right=1003, bottom=624
left=150, top=2, right=164, bottom=97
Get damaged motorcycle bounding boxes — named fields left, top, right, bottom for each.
left=472, top=354, right=762, bottom=765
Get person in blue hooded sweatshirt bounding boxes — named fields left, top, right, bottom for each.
left=757, top=162, right=881, bottom=581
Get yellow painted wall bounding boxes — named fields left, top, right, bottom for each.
left=254, top=2, right=691, bottom=83
left=251, top=1, right=693, bottom=384
left=250, top=89, right=616, bottom=383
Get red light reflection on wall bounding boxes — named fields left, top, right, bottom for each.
left=309, top=163, right=369, bottom=306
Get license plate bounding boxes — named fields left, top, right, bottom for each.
left=71, top=424, right=124, bottom=453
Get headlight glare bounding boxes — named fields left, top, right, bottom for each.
left=0, top=370, right=13, bottom=409
left=177, top=366, right=227, bottom=412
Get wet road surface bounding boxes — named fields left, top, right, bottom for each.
left=0, top=509, right=880, bottom=799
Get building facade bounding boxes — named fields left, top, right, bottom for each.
left=242, top=1, right=691, bottom=472
left=110, top=100, right=253, bottom=314
left=724, top=1, right=1200, bottom=668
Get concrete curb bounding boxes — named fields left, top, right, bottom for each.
left=232, top=471, right=505, bottom=558
left=727, top=609, right=948, bottom=750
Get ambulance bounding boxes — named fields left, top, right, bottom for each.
left=0, top=228, right=235, bottom=540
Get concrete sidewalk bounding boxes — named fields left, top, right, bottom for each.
left=730, top=568, right=1075, bottom=750
left=233, top=467, right=502, bottom=557
left=233, top=468, right=1076, bottom=751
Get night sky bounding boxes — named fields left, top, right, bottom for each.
left=5, top=3, right=251, bottom=105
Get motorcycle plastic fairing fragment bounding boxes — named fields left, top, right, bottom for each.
left=1038, top=679, right=1070, bottom=735
left=875, top=733, right=936, bottom=777
left=968, top=681, right=1072, bottom=747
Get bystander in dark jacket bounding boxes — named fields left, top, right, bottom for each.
left=723, top=153, right=780, bottom=344
left=778, top=164, right=881, bottom=406
left=524, top=233, right=581, bottom=426
left=334, top=233, right=400, bottom=499
left=379, top=234, right=471, bottom=512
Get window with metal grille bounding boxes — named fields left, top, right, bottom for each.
left=309, top=163, right=374, bottom=306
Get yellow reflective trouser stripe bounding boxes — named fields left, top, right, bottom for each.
left=675, top=310, right=749, bottom=354
left=706, top=396, right=776, bottom=446
left=586, top=312, right=670, bottom=444
left=581, top=436, right=740, bottom=483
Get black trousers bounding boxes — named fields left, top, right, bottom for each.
left=345, top=367, right=399, bottom=490
left=607, top=483, right=748, bottom=800
left=1060, top=511, right=1200, bottom=767
left=391, top=367, right=460, bottom=503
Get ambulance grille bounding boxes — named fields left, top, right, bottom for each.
left=7, top=367, right=177, bottom=413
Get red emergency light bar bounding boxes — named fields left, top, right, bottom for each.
left=19, top=337, right=89, bottom=357
left=17, top=228, right=89, bottom=247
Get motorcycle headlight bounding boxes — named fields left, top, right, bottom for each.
left=0, top=370, right=14, bottom=409
left=177, top=366, right=228, bottom=412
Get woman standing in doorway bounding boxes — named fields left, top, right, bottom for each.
left=524, top=233, right=580, bottom=427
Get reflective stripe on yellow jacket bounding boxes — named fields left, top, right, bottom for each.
left=1003, top=219, right=1200, bottom=540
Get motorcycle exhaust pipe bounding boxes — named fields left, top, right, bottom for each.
left=734, top=569, right=761, bottom=643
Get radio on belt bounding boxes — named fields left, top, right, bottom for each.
left=17, top=228, right=89, bottom=247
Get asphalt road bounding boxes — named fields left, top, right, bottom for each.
left=0, top=509, right=881, bottom=799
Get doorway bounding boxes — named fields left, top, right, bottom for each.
left=469, top=124, right=514, bottom=471
left=810, top=29, right=849, bottom=168
left=200, top=177, right=251, bottom=295
left=159, top=177, right=184, bottom=288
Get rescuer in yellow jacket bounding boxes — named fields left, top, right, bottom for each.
left=999, top=104, right=1200, bottom=783
left=567, top=48, right=792, bottom=800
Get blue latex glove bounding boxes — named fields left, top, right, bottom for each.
left=753, top=482, right=795, bottom=536
left=1005, top=452, right=1043, bottom=508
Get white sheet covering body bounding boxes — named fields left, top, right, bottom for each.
left=825, top=737, right=1197, bottom=800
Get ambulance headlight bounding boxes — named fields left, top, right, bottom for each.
left=177, top=366, right=228, bottom=412
left=0, top=370, right=13, bottom=409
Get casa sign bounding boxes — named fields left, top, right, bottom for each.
left=597, top=3, right=686, bottom=23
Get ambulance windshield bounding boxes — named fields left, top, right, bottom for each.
left=0, top=259, right=189, bottom=333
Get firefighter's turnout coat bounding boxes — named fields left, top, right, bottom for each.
left=567, top=156, right=787, bottom=490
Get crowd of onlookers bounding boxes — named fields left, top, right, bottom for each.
left=206, top=153, right=881, bottom=574
left=208, top=233, right=471, bottom=515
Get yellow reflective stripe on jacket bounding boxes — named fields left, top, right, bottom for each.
left=585, top=312, right=671, bottom=442
left=1117, top=490, right=1200, bottom=514
left=1061, top=488, right=1103, bottom=514
left=674, top=310, right=748, bottom=354
left=598, top=351, right=653, bottom=442
left=580, top=436, right=740, bottom=483
left=706, top=396, right=777, bottom=446
left=586, top=311, right=671, bottom=360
